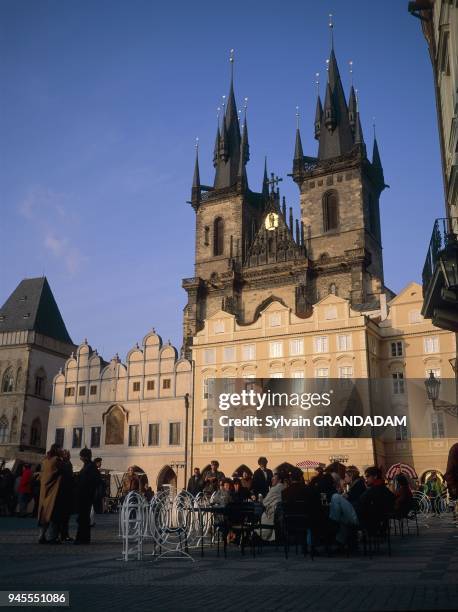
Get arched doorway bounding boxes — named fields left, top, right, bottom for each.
left=157, top=465, right=177, bottom=491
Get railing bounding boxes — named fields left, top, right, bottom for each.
left=422, top=217, right=458, bottom=291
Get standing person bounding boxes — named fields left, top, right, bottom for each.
left=424, top=471, right=443, bottom=516
left=187, top=467, right=203, bottom=496
left=252, top=457, right=273, bottom=498
left=74, top=448, right=101, bottom=545
left=58, top=450, right=74, bottom=542
left=37, top=444, right=63, bottom=544
left=17, top=463, right=33, bottom=517
left=202, top=461, right=225, bottom=496
left=31, top=465, right=41, bottom=518
left=445, top=443, right=458, bottom=527
left=93, top=458, right=106, bottom=514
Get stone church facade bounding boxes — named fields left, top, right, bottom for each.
left=183, top=43, right=457, bottom=481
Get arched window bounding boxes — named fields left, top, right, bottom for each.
left=329, top=283, right=337, bottom=295
left=10, top=416, right=18, bottom=443
left=0, top=415, right=9, bottom=443
left=30, top=418, right=42, bottom=447
left=322, top=191, right=339, bottom=232
left=34, top=369, right=46, bottom=397
left=2, top=368, right=14, bottom=393
left=16, top=368, right=22, bottom=391
left=213, top=217, right=224, bottom=256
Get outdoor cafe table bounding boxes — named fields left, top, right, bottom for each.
left=189, top=503, right=263, bottom=557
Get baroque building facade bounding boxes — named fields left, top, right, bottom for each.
left=0, top=277, right=75, bottom=463
left=47, top=333, right=192, bottom=489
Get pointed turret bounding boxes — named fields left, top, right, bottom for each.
left=318, top=49, right=353, bottom=159
left=372, top=136, right=385, bottom=188
left=237, top=117, right=249, bottom=190
left=314, top=95, right=323, bottom=140
left=213, top=56, right=242, bottom=190
left=348, top=85, right=357, bottom=132
left=294, top=127, right=304, bottom=161
left=191, top=143, right=201, bottom=209
left=262, top=157, right=269, bottom=199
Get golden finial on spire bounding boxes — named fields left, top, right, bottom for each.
left=195, top=137, right=199, bottom=151
left=326, top=58, right=330, bottom=82
left=229, top=48, right=234, bottom=80
left=349, top=60, right=353, bottom=86
left=315, top=72, right=320, bottom=95
left=372, top=116, right=376, bottom=138
left=295, top=105, right=300, bottom=129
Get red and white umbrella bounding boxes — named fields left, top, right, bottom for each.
left=386, top=463, right=418, bottom=480
left=296, top=460, right=325, bottom=469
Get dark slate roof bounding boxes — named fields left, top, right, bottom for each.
left=0, top=277, right=73, bottom=345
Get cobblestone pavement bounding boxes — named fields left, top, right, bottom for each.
left=0, top=514, right=457, bottom=611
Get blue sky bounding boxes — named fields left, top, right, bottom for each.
left=0, top=0, right=444, bottom=360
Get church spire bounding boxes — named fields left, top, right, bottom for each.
left=214, top=50, right=242, bottom=190
left=314, top=94, right=323, bottom=140
left=372, top=128, right=385, bottom=189
left=294, top=106, right=304, bottom=161
left=317, top=23, right=353, bottom=160
left=348, top=85, right=357, bottom=133
left=213, top=108, right=221, bottom=167
left=262, top=157, right=269, bottom=199
left=191, top=139, right=201, bottom=209
left=237, top=101, right=249, bottom=190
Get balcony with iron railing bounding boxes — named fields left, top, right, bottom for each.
left=422, top=217, right=458, bottom=331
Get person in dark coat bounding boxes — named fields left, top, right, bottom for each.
left=57, top=450, right=74, bottom=542
left=252, top=457, right=273, bottom=498
left=187, top=467, right=203, bottom=496
left=74, top=448, right=101, bottom=545
left=344, top=466, right=366, bottom=507
left=357, top=467, right=395, bottom=534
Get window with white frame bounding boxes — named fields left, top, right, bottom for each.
left=314, top=336, right=328, bottom=353
left=395, top=423, right=408, bottom=440
left=270, top=372, right=284, bottom=378
left=424, top=336, right=439, bottom=354
left=202, top=418, right=214, bottom=443
left=242, top=344, right=256, bottom=360
left=325, top=306, right=337, bottom=320
left=243, top=428, right=255, bottom=441
left=431, top=412, right=445, bottom=439
left=289, top=338, right=304, bottom=356
left=169, top=422, right=181, bottom=445
left=203, top=378, right=215, bottom=400
left=223, top=425, right=235, bottom=442
left=392, top=372, right=405, bottom=395
left=224, top=378, right=236, bottom=393
left=223, top=346, right=235, bottom=362
left=390, top=341, right=403, bottom=357
left=269, top=312, right=281, bottom=327
left=128, top=424, right=140, bottom=447
left=339, top=366, right=353, bottom=379
left=315, top=368, right=329, bottom=378
left=292, top=371, right=304, bottom=392
left=204, top=348, right=216, bottom=364
left=337, top=334, right=352, bottom=351
left=148, top=423, right=160, bottom=446
left=213, top=319, right=225, bottom=334
left=292, top=427, right=305, bottom=439
left=408, top=310, right=422, bottom=324
left=269, top=341, right=283, bottom=358
left=317, top=415, right=330, bottom=438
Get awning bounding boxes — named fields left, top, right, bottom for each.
left=386, top=463, right=418, bottom=480
left=296, top=460, right=325, bottom=469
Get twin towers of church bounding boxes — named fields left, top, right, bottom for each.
left=182, top=43, right=387, bottom=356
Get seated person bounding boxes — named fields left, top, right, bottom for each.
left=211, top=478, right=232, bottom=531
left=256, top=473, right=285, bottom=541
left=329, top=474, right=359, bottom=549
left=357, top=467, right=395, bottom=534
left=232, top=478, right=249, bottom=503
left=344, top=466, right=366, bottom=507
left=393, top=473, right=414, bottom=518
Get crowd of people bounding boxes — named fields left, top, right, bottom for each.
left=185, top=445, right=458, bottom=551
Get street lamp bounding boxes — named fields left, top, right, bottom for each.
left=424, top=372, right=458, bottom=417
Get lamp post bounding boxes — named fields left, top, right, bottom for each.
left=424, top=372, right=458, bottom=417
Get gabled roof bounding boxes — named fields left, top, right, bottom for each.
left=0, top=277, right=73, bottom=345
